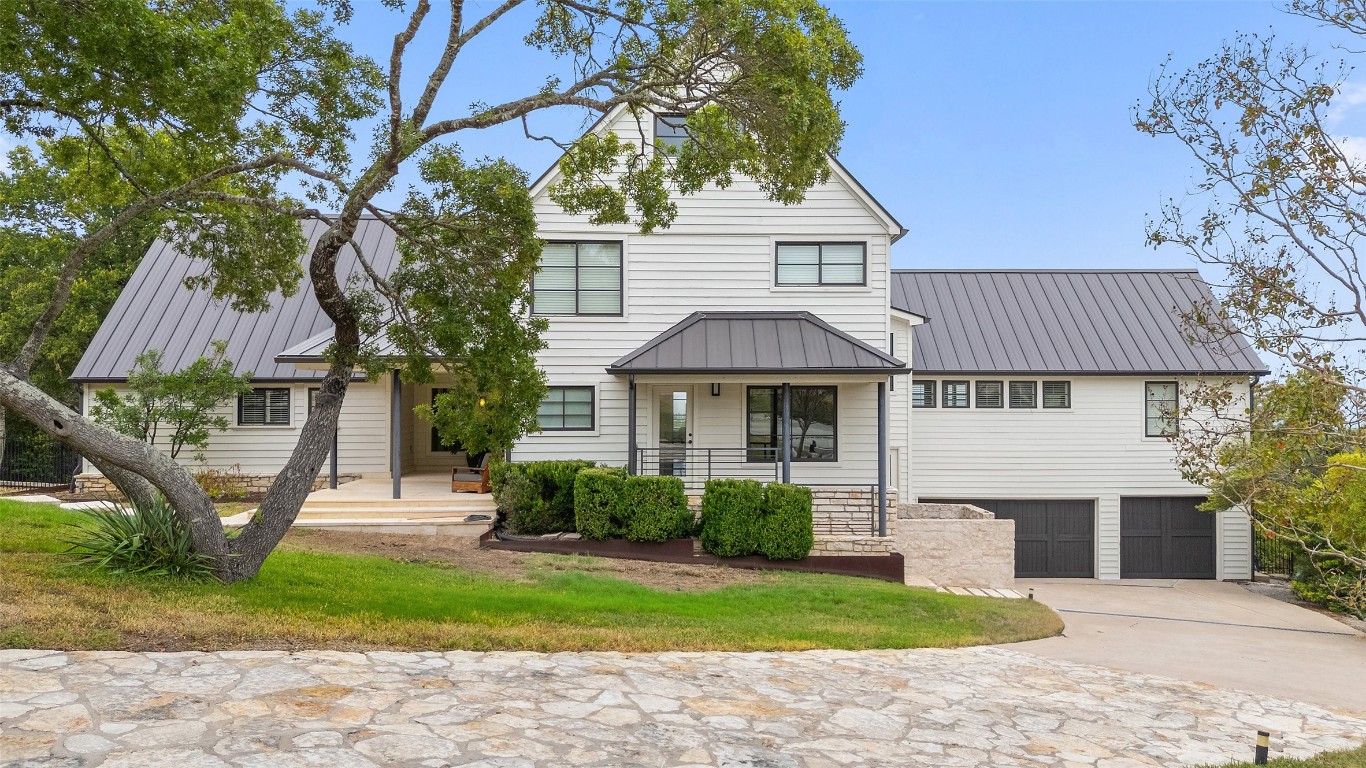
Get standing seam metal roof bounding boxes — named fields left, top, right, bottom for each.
left=890, top=270, right=1268, bottom=375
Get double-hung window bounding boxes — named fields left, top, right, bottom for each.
left=1145, top=381, right=1178, bottom=437
left=238, top=388, right=290, bottom=426
left=911, top=380, right=936, bottom=409
left=942, top=381, right=970, bottom=408
left=747, top=386, right=837, bottom=462
left=538, top=386, right=595, bottom=431
left=1008, top=381, right=1037, bottom=409
left=775, top=243, right=866, bottom=286
left=532, top=242, right=623, bottom=316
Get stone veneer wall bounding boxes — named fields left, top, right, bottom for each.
left=895, top=502, right=1016, bottom=588
left=809, top=535, right=895, bottom=555
left=811, top=487, right=898, bottom=536
left=72, top=472, right=362, bottom=499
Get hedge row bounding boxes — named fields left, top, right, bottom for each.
left=573, top=469, right=693, bottom=543
left=491, top=459, right=596, bottom=535
left=698, top=479, right=814, bottom=560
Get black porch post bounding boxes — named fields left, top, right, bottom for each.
left=329, top=426, right=339, bottom=490
left=781, top=382, right=791, bottom=483
left=391, top=368, right=401, bottom=500
left=877, top=379, right=888, bottom=537
left=627, top=375, right=637, bottom=475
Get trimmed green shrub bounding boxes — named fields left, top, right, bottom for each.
left=621, top=475, right=692, bottom=543
left=760, top=483, right=814, bottom=560
left=493, top=459, right=597, bottom=534
left=574, top=467, right=627, bottom=540
left=65, top=497, right=212, bottom=580
left=699, top=478, right=764, bottom=556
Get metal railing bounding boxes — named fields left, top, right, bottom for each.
left=1252, top=527, right=1301, bottom=578
left=1, top=434, right=81, bottom=491
left=634, top=446, right=780, bottom=490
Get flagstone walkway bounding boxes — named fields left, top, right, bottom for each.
left=2, top=646, right=1363, bottom=767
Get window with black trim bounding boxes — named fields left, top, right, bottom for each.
left=975, top=381, right=1004, bottom=408
left=538, top=386, right=595, bottom=431
left=1042, top=381, right=1071, bottom=409
left=747, top=386, right=837, bottom=462
left=1145, top=381, right=1178, bottom=437
left=911, top=380, right=936, bottom=409
left=532, top=242, right=622, bottom=316
left=238, top=388, right=290, bottom=426
left=1008, top=381, right=1036, bottom=408
left=775, top=243, right=866, bottom=286
left=654, top=114, right=688, bottom=151
left=942, top=381, right=970, bottom=408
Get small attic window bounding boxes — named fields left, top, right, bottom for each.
left=654, top=114, right=688, bottom=152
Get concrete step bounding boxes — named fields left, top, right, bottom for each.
left=291, top=517, right=493, bottom=537
left=300, top=497, right=493, bottom=509
left=296, top=506, right=494, bottom=520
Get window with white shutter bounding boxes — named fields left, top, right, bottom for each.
left=911, top=380, right=936, bottom=409
left=975, top=381, right=1004, bottom=408
left=775, top=242, right=866, bottom=286
left=1008, top=381, right=1037, bottom=409
left=1042, top=381, right=1071, bottom=409
left=238, top=388, right=291, bottom=426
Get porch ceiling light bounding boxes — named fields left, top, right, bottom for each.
left=710, top=383, right=721, bottom=397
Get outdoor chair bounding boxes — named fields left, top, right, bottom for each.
left=451, top=452, right=491, bottom=494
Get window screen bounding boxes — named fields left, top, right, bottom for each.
left=775, top=243, right=866, bottom=286
left=1042, top=381, right=1071, bottom=409
left=1008, top=381, right=1037, bottom=409
left=943, top=381, right=969, bottom=408
left=238, top=388, right=290, bottom=426
left=975, top=381, right=1004, bottom=408
left=538, top=386, right=594, bottom=430
left=911, top=380, right=936, bottom=409
left=532, top=242, right=622, bottom=316
left=1145, top=381, right=1178, bottom=437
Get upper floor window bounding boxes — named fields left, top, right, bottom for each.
left=1145, top=381, right=1178, bottom=437
left=654, top=114, right=688, bottom=152
left=238, top=388, right=290, bottom=426
left=1042, top=381, right=1071, bottom=409
left=775, top=242, right=866, bottom=286
left=538, top=386, right=595, bottom=431
left=532, top=242, right=623, bottom=316
left=1008, top=381, right=1037, bottom=409
left=911, top=380, right=936, bottom=408
left=975, top=381, right=1004, bottom=408
left=942, top=381, right=970, bottom=408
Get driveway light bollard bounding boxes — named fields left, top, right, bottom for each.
left=1028, top=589, right=1034, bottom=600
left=1255, top=730, right=1270, bottom=765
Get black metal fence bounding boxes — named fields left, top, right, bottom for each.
left=634, top=446, right=781, bottom=491
left=1, top=435, right=81, bottom=491
left=1252, top=528, right=1301, bottom=578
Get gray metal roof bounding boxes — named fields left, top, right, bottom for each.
left=275, top=325, right=400, bottom=363
left=891, top=270, right=1268, bottom=375
left=608, top=311, right=908, bottom=375
left=72, top=218, right=400, bottom=381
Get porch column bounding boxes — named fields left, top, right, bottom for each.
left=781, top=382, right=791, bottom=483
left=877, top=379, right=888, bottom=537
left=391, top=368, right=401, bottom=499
left=627, top=375, right=637, bottom=475
left=329, top=427, right=338, bottom=489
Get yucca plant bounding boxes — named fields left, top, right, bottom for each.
left=65, top=496, right=213, bottom=580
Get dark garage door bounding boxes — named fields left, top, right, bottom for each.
left=920, top=499, right=1095, bottom=578
left=1120, top=497, right=1215, bottom=579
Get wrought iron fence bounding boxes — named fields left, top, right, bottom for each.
left=1252, top=527, right=1301, bottom=578
left=1, top=434, right=81, bottom=491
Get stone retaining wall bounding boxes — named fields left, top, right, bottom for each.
left=894, top=502, right=1015, bottom=588
left=72, top=472, right=362, bottom=500
left=811, top=487, right=897, bottom=536
left=810, top=535, right=895, bottom=555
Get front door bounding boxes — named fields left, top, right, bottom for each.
left=656, top=387, right=693, bottom=478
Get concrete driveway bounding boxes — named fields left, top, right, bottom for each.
left=1011, top=579, right=1366, bottom=715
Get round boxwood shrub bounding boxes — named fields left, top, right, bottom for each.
left=574, top=467, right=626, bottom=540
left=621, top=475, right=691, bottom=542
left=699, top=478, right=764, bottom=557
left=760, top=482, right=814, bottom=560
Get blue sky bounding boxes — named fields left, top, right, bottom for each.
left=335, top=1, right=1357, bottom=270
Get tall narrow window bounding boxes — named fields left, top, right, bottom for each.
left=911, top=380, right=936, bottom=409
left=532, top=242, right=623, bottom=316
left=238, top=388, right=290, bottom=426
left=942, top=381, right=969, bottom=408
left=1145, top=381, right=1178, bottom=437
left=747, top=386, right=837, bottom=462
left=975, top=381, right=1004, bottom=408
left=654, top=114, right=688, bottom=151
left=1042, top=381, right=1071, bottom=409
left=775, top=243, right=866, bottom=286
left=1008, top=381, right=1037, bottom=409
left=538, top=386, right=595, bottom=431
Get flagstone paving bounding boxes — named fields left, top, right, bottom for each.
left=2, top=646, right=1363, bottom=767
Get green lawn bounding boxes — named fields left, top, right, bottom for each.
left=0, top=500, right=1062, bottom=652
left=1205, top=745, right=1366, bottom=768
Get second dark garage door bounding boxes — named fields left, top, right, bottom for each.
left=1120, top=496, right=1216, bottom=579
left=919, top=499, right=1095, bottom=578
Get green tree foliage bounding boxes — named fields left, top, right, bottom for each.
left=90, top=342, right=252, bottom=462
left=620, top=475, right=692, bottom=543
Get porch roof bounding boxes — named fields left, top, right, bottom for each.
left=608, top=311, right=908, bottom=376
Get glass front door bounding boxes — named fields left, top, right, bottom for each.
left=657, top=388, right=691, bottom=477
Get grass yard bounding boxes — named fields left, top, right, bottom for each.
left=0, top=501, right=1062, bottom=653
left=1205, top=745, right=1366, bottom=768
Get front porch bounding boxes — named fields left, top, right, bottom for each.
left=291, top=472, right=495, bottom=537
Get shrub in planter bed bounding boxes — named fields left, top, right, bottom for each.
left=621, top=475, right=693, bottom=542
left=493, top=459, right=597, bottom=534
left=760, top=482, right=814, bottom=560
left=574, top=467, right=627, bottom=540
left=699, top=478, right=764, bottom=556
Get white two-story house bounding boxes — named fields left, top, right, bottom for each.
left=70, top=107, right=1268, bottom=581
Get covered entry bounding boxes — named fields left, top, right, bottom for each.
left=921, top=498, right=1096, bottom=578
left=1120, top=496, right=1215, bottom=579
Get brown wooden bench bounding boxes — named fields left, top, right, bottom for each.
left=451, top=453, right=491, bottom=493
